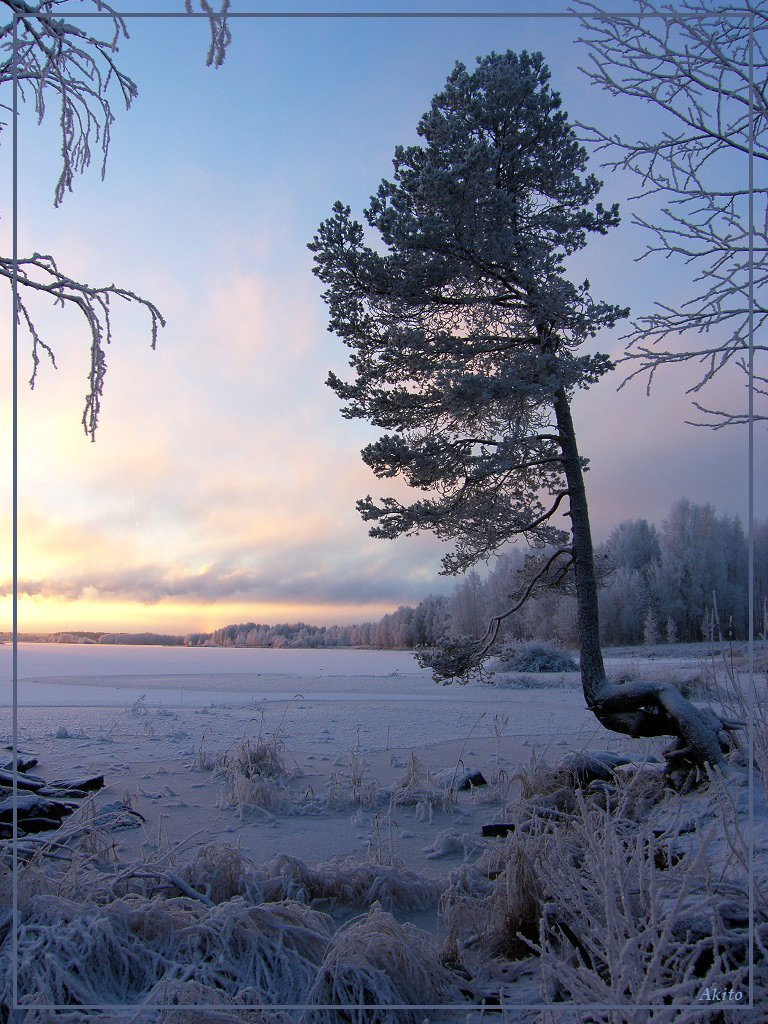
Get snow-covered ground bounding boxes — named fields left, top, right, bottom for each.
left=1, top=642, right=765, bottom=1020
left=3, top=643, right=637, bottom=875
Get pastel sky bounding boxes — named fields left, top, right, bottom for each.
left=2, top=0, right=762, bottom=634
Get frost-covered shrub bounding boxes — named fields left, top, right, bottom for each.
left=258, top=853, right=444, bottom=913
left=491, top=671, right=581, bottom=690
left=8, top=892, right=332, bottom=1011
left=529, top=794, right=754, bottom=1015
left=492, top=640, right=578, bottom=673
left=301, top=904, right=461, bottom=1023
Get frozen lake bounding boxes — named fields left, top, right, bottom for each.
left=2, top=642, right=441, bottom=706
left=0, top=642, right=612, bottom=799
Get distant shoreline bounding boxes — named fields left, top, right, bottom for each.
left=2, top=633, right=763, bottom=662
left=0, top=631, right=393, bottom=650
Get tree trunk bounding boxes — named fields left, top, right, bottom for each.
left=552, top=388, right=738, bottom=780
left=552, top=387, right=606, bottom=706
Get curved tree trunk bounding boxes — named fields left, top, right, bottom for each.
left=552, top=387, right=740, bottom=780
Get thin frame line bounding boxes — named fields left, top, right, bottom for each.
left=34, top=8, right=745, bottom=17
left=9, top=1002, right=748, bottom=1012
left=11, top=8, right=19, bottom=1015
left=10, top=0, right=757, bottom=1011
left=747, top=6, right=756, bottom=1010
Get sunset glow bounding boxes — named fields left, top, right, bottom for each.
left=4, top=1, right=761, bottom=637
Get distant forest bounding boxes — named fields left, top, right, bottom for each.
left=13, top=499, right=767, bottom=652
left=192, top=498, right=766, bottom=651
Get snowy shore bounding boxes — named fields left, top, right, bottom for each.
left=1, top=643, right=765, bottom=1020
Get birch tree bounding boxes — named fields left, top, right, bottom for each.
left=575, top=0, right=766, bottom=428
left=310, top=50, right=742, bottom=780
left=1, top=0, right=231, bottom=437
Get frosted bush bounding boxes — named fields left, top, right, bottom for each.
left=528, top=793, right=756, bottom=1017
left=9, top=891, right=332, bottom=1011
left=493, top=640, right=578, bottom=673
left=258, top=853, right=444, bottom=913
left=301, top=904, right=462, bottom=1023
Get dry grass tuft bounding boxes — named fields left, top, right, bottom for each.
left=439, top=809, right=555, bottom=965
left=6, top=892, right=332, bottom=1014
left=153, top=979, right=294, bottom=1023
left=301, top=903, right=461, bottom=1023
left=258, top=852, right=444, bottom=913
left=178, top=843, right=265, bottom=905
left=214, top=725, right=294, bottom=815
left=326, top=749, right=381, bottom=809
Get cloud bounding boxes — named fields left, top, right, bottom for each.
left=4, top=542, right=448, bottom=609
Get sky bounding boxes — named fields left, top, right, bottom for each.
left=1, top=0, right=763, bottom=635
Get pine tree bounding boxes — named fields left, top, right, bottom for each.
left=310, top=50, right=741, bottom=779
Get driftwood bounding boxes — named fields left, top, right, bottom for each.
left=0, top=754, right=105, bottom=838
left=0, top=769, right=46, bottom=792
left=0, top=756, right=37, bottom=773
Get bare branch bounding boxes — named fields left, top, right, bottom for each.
left=0, top=1, right=138, bottom=206
left=1, top=252, right=165, bottom=438
left=574, top=0, right=767, bottom=426
left=1, top=1, right=231, bottom=435
left=186, top=0, right=231, bottom=68
left=416, top=546, right=575, bottom=681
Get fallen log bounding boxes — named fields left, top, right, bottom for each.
left=0, top=794, right=77, bottom=833
left=0, top=769, right=46, bottom=792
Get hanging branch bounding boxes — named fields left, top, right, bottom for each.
left=0, top=252, right=165, bottom=437
left=0, top=0, right=231, bottom=436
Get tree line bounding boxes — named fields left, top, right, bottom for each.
left=448, top=498, right=766, bottom=651
left=187, top=498, right=765, bottom=652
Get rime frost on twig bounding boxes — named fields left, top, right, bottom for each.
left=575, top=0, right=767, bottom=428
left=186, top=0, right=232, bottom=67
left=301, top=904, right=461, bottom=1023
left=1, top=0, right=231, bottom=436
left=2, top=252, right=165, bottom=438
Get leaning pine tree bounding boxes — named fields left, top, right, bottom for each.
left=309, top=51, right=741, bottom=781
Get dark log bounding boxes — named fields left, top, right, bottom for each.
left=558, top=752, right=618, bottom=787
left=0, top=769, right=45, bottom=792
left=459, top=771, right=487, bottom=791
left=15, top=816, right=66, bottom=835
left=0, top=794, right=76, bottom=826
left=41, top=774, right=105, bottom=797
left=482, top=823, right=516, bottom=837
left=0, top=757, right=38, bottom=773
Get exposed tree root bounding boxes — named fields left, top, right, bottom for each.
left=588, top=678, right=744, bottom=786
